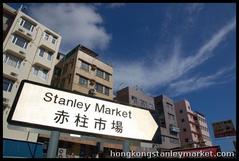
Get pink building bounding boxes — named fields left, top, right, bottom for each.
left=175, top=100, right=212, bottom=148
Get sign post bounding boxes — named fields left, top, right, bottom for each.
left=47, top=131, right=60, bottom=158
left=7, top=80, right=159, bottom=157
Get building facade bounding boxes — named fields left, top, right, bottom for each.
left=154, top=95, right=181, bottom=151
left=3, top=3, right=16, bottom=41
left=115, top=86, right=155, bottom=110
left=3, top=3, right=62, bottom=144
left=174, top=100, right=212, bottom=148
left=38, top=44, right=117, bottom=157
left=51, top=44, right=113, bottom=100
left=115, top=87, right=160, bottom=152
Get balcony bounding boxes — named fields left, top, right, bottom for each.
left=5, top=48, right=27, bottom=59
left=169, top=124, right=180, bottom=133
left=13, top=25, right=36, bottom=41
left=39, top=37, right=57, bottom=52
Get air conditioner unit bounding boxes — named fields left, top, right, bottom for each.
left=10, top=72, right=18, bottom=77
left=19, top=51, right=26, bottom=55
left=26, top=33, right=32, bottom=37
left=91, top=64, right=97, bottom=71
left=90, top=79, right=96, bottom=86
left=3, top=98, right=9, bottom=104
left=18, top=28, right=24, bottom=33
left=88, top=89, right=96, bottom=96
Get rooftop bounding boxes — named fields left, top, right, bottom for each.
left=195, top=111, right=205, bottom=117
left=61, top=44, right=113, bottom=67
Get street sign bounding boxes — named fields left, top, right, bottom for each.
left=212, top=120, right=236, bottom=138
left=8, top=80, right=158, bottom=141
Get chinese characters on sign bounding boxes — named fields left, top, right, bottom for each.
left=54, top=110, right=123, bottom=133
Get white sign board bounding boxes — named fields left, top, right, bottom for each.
left=8, top=81, right=158, bottom=141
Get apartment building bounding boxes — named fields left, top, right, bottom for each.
left=115, top=86, right=155, bottom=110
left=154, top=95, right=181, bottom=151
left=174, top=100, right=212, bottom=148
left=3, top=3, right=62, bottom=144
left=3, top=3, right=16, bottom=41
left=51, top=44, right=113, bottom=100
left=115, top=87, right=161, bottom=152
left=37, top=44, right=117, bottom=157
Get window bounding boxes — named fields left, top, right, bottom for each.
left=183, top=128, right=186, bottom=132
left=167, top=102, right=173, bottom=111
left=12, top=34, right=29, bottom=49
left=187, top=106, right=191, bottom=110
left=95, top=83, right=103, bottom=93
left=44, top=32, right=49, bottom=40
left=38, top=48, right=45, bottom=57
left=60, top=79, right=65, bottom=88
left=81, top=61, right=90, bottom=71
left=140, top=99, right=147, bottom=108
left=96, top=69, right=104, bottom=78
left=185, top=138, right=189, bottom=143
left=3, top=53, right=22, bottom=68
left=104, top=86, right=110, bottom=96
left=105, top=72, right=110, bottom=81
left=96, top=69, right=110, bottom=81
left=131, top=96, right=137, bottom=104
left=3, top=78, right=14, bottom=92
left=52, top=37, right=57, bottom=44
left=196, top=125, right=199, bottom=129
left=32, top=66, right=48, bottom=80
left=47, top=52, right=53, bottom=61
left=20, top=18, right=34, bottom=32
left=181, top=119, right=185, bottom=122
left=170, top=138, right=179, bottom=144
left=68, top=74, right=71, bottom=84
left=180, top=109, right=183, bottom=113
left=161, top=136, right=165, bottom=142
left=54, top=67, right=61, bottom=76
left=63, top=64, right=68, bottom=74
left=168, top=113, right=175, bottom=121
left=79, top=76, right=88, bottom=87
left=148, top=103, right=154, bottom=109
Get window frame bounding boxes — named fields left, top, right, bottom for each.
left=3, top=78, right=14, bottom=92
left=79, top=76, right=88, bottom=87
left=12, top=34, right=29, bottom=49
left=80, top=61, right=90, bottom=72
left=44, top=32, right=50, bottom=40
left=20, top=18, right=35, bottom=32
left=104, top=86, right=110, bottom=96
left=3, top=53, right=22, bottom=68
left=38, top=48, right=45, bottom=57
left=32, top=66, right=48, bottom=80
left=95, top=83, right=104, bottom=93
left=47, top=51, right=53, bottom=61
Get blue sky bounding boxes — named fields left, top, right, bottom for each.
left=9, top=3, right=236, bottom=152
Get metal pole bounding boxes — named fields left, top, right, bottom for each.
left=123, top=140, right=130, bottom=158
left=47, top=131, right=60, bottom=158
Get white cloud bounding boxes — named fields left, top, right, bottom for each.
left=186, top=3, right=204, bottom=15
left=166, top=65, right=235, bottom=96
left=185, top=3, right=204, bottom=26
left=28, top=3, right=111, bottom=53
left=108, top=3, right=125, bottom=8
left=114, top=18, right=236, bottom=94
